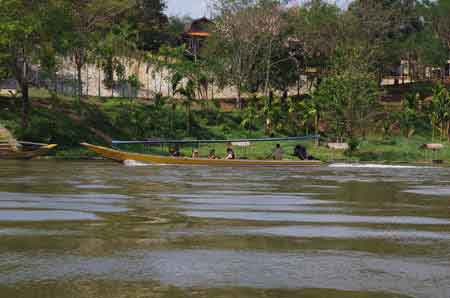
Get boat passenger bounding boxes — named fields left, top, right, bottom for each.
left=169, top=145, right=180, bottom=157
left=192, top=149, right=200, bottom=158
left=271, top=143, right=284, bottom=160
left=208, top=149, right=217, bottom=159
left=224, top=147, right=235, bottom=160
left=293, top=144, right=307, bottom=160
left=293, top=144, right=315, bottom=160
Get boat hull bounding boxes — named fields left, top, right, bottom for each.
left=0, top=144, right=58, bottom=160
left=81, top=143, right=323, bottom=167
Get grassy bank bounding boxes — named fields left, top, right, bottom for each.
left=0, top=89, right=448, bottom=163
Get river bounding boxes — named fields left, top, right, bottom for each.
left=0, top=160, right=449, bottom=298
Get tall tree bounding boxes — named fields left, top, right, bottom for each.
left=345, top=0, right=423, bottom=82
left=313, top=47, right=379, bottom=141
left=95, top=23, right=138, bottom=96
left=206, top=0, right=287, bottom=107
left=0, top=0, right=65, bottom=128
left=121, top=0, right=168, bottom=51
left=287, top=0, right=341, bottom=79
left=429, top=0, right=450, bottom=52
left=64, top=0, right=134, bottom=102
left=150, top=45, right=211, bottom=135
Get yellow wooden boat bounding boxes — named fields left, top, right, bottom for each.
left=81, top=143, right=322, bottom=167
left=0, top=124, right=57, bottom=159
left=0, top=143, right=58, bottom=160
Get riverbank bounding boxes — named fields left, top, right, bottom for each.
left=1, top=89, right=448, bottom=163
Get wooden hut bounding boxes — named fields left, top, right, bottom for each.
left=182, top=17, right=214, bottom=60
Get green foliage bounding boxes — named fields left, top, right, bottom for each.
left=395, top=93, right=420, bottom=138
left=429, top=84, right=450, bottom=140
left=312, top=48, right=379, bottom=141
left=122, top=0, right=168, bottom=51
left=96, top=24, right=138, bottom=91
left=151, top=45, right=214, bottom=135
left=290, top=0, right=341, bottom=70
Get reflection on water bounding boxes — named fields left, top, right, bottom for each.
left=234, top=226, right=450, bottom=240
left=1, top=249, right=448, bottom=298
left=183, top=211, right=450, bottom=225
left=0, top=210, right=98, bottom=221
left=0, top=160, right=449, bottom=298
left=329, top=163, right=432, bottom=169
left=404, top=186, right=450, bottom=196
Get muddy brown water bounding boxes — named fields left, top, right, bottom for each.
left=0, top=160, right=449, bottom=298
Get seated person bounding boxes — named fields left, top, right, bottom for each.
left=293, top=144, right=315, bottom=160
left=169, top=145, right=180, bottom=157
left=224, top=147, right=235, bottom=160
left=191, top=149, right=199, bottom=158
left=293, top=144, right=307, bottom=160
left=208, top=149, right=217, bottom=159
left=271, top=144, right=283, bottom=160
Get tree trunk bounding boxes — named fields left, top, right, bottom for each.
left=186, top=104, right=191, bottom=136
left=236, top=84, right=242, bottom=109
left=15, top=53, right=30, bottom=129
left=315, top=114, right=319, bottom=146
left=281, top=90, right=288, bottom=112
left=76, top=62, right=83, bottom=102
left=265, top=91, right=273, bottom=135
left=86, top=66, right=89, bottom=96
left=171, top=103, right=176, bottom=133
left=264, top=39, right=273, bottom=96
left=447, top=121, right=450, bottom=142
left=98, top=67, right=101, bottom=98
left=20, top=82, right=30, bottom=129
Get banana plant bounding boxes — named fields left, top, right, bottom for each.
left=430, top=84, right=450, bottom=141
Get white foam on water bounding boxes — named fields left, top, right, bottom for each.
left=123, top=160, right=151, bottom=167
left=403, top=186, right=450, bottom=196
left=329, top=163, right=431, bottom=169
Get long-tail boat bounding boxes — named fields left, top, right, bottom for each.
left=81, top=136, right=322, bottom=167
left=0, top=124, right=57, bottom=159
left=0, top=141, right=57, bottom=160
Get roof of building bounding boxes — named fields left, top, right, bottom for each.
left=184, top=17, right=214, bottom=37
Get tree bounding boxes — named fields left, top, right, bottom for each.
left=422, top=0, right=450, bottom=79
left=312, top=47, right=379, bottom=141
left=64, top=0, right=134, bottom=102
left=287, top=0, right=341, bottom=80
left=396, top=93, right=419, bottom=138
left=429, top=0, right=450, bottom=54
left=206, top=0, right=287, bottom=108
left=95, top=23, right=138, bottom=97
left=150, top=46, right=211, bottom=135
left=345, top=0, right=423, bottom=82
left=0, top=0, right=65, bottom=128
left=122, top=0, right=168, bottom=51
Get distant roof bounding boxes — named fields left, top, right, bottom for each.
left=184, top=17, right=214, bottom=37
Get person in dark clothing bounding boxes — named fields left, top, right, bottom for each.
left=293, top=144, right=315, bottom=160
left=225, top=147, right=235, bottom=160
left=169, top=145, right=180, bottom=157
left=208, top=149, right=218, bottom=159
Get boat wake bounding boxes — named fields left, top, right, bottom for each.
left=123, top=160, right=150, bottom=167
left=329, top=163, right=431, bottom=169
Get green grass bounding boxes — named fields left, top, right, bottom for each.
left=355, top=135, right=450, bottom=162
